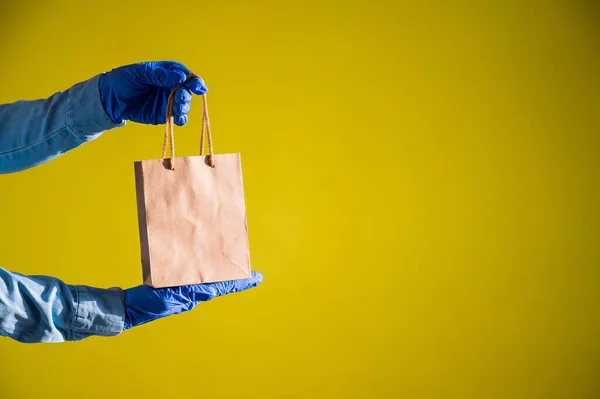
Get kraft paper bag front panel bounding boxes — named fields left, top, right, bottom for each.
left=134, top=153, right=251, bottom=288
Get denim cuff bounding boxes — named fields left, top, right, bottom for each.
left=66, top=74, right=125, bottom=143
left=69, top=285, right=125, bottom=341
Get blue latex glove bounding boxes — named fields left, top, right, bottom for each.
left=98, top=61, right=207, bottom=126
left=123, top=272, right=263, bottom=330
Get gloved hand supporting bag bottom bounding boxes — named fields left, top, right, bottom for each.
left=134, top=74, right=252, bottom=288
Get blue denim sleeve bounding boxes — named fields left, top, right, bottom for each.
left=0, top=267, right=125, bottom=343
left=0, top=76, right=127, bottom=342
left=0, top=74, right=125, bottom=174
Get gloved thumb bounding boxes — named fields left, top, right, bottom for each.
left=190, top=271, right=264, bottom=302
left=144, top=64, right=186, bottom=88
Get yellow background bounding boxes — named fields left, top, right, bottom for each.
left=0, top=0, right=598, bottom=398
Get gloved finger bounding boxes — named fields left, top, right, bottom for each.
left=156, top=61, right=207, bottom=94
left=173, top=102, right=191, bottom=116
left=157, top=61, right=192, bottom=75
left=173, top=87, right=192, bottom=104
left=190, top=271, right=264, bottom=299
left=143, top=64, right=186, bottom=88
left=174, top=115, right=188, bottom=126
left=184, top=76, right=208, bottom=95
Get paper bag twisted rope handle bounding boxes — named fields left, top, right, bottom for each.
left=200, top=91, right=215, bottom=167
left=162, top=73, right=215, bottom=170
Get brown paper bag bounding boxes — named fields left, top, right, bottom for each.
left=134, top=78, right=251, bottom=288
